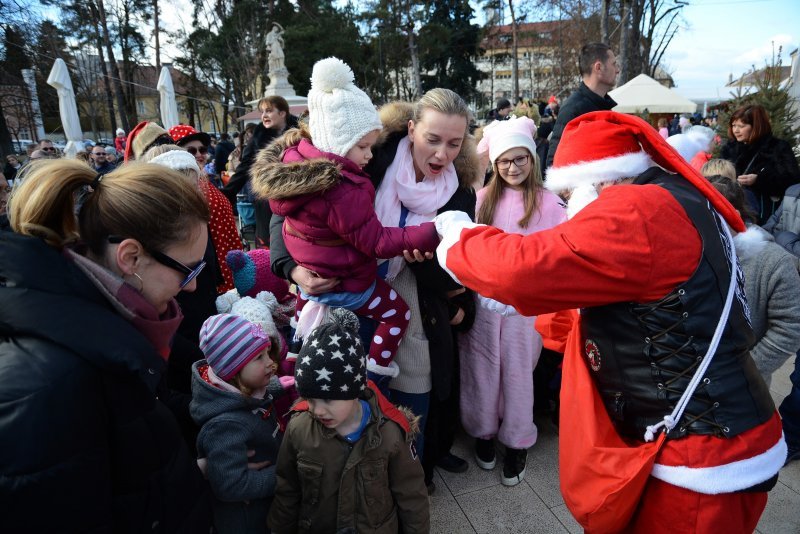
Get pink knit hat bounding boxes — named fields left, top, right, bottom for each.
left=477, top=116, right=538, bottom=165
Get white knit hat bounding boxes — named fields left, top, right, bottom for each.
left=308, top=57, right=382, bottom=157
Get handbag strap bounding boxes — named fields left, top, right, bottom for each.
left=643, top=216, right=738, bottom=442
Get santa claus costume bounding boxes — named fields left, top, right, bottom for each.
left=434, top=111, right=786, bottom=533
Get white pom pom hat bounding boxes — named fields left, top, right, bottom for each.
left=307, top=57, right=382, bottom=157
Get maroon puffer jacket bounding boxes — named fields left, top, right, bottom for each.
left=254, top=136, right=438, bottom=293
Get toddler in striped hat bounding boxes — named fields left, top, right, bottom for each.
left=191, top=313, right=294, bottom=531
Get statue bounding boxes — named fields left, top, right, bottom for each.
left=265, top=23, right=286, bottom=75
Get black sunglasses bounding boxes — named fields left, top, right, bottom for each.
left=108, top=235, right=206, bottom=289
left=185, top=146, right=208, bottom=156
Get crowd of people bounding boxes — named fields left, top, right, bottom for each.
left=1, top=41, right=800, bottom=534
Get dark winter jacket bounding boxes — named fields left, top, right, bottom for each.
left=251, top=133, right=438, bottom=294
left=763, top=182, right=800, bottom=256
left=268, top=384, right=429, bottom=534
left=545, top=82, right=617, bottom=169
left=214, top=139, right=236, bottom=176
left=190, top=361, right=285, bottom=534
left=0, top=231, right=211, bottom=533
left=720, top=134, right=800, bottom=224
left=223, top=117, right=300, bottom=247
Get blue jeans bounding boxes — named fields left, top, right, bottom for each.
left=389, top=389, right=430, bottom=462
left=779, top=353, right=800, bottom=449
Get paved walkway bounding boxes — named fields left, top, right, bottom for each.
left=428, top=358, right=800, bottom=533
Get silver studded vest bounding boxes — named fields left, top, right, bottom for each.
left=580, top=169, right=775, bottom=441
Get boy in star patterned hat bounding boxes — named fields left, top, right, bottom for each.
left=269, top=308, right=430, bottom=533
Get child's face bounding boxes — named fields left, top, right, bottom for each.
left=495, top=147, right=532, bottom=190
left=344, top=130, right=379, bottom=168
left=238, top=348, right=277, bottom=390
left=307, top=398, right=360, bottom=432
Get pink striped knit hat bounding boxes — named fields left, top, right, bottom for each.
left=199, top=314, right=272, bottom=380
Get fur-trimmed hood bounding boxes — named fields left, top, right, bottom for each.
left=249, top=127, right=344, bottom=201
left=375, top=101, right=483, bottom=190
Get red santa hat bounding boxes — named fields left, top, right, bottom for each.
left=546, top=111, right=745, bottom=232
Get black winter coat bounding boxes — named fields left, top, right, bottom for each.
left=544, top=82, right=617, bottom=169
left=223, top=117, right=299, bottom=247
left=0, top=232, right=211, bottom=533
left=721, top=134, right=800, bottom=224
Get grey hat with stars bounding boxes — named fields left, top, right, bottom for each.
left=295, top=308, right=366, bottom=400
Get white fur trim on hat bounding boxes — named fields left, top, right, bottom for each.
left=308, top=57, right=382, bottom=157
left=545, top=151, right=653, bottom=192
left=149, top=150, right=201, bottom=174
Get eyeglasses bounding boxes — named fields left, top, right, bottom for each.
left=496, top=154, right=530, bottom=170
left=93, top=152, right=107, bottom=156
left=108, top=235, right=206, bottom=289
left=185, top=146, right=208, bottom=156
left=41, top=147, right=56, bottom=152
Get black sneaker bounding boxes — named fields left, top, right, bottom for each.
left=426, top=480, right=436, bottom=495
left=501, top=447, right=527, bottom=486
left=436, top=452, right=469, bottom=473
left=475, top=438, right=496, bottom=470
left=786, top=445, right=800, bottom=466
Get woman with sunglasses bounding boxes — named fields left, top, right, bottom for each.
left=170, top=124, right=243, bottom=293
left=0, top=160, right=213, bottom=531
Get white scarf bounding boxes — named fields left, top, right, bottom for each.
left=374, top=135, right=459, bottom=280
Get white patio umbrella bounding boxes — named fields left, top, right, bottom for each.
left=46, top=58, right=83, bottom=159
left=157, top=66, right=180, bottom=130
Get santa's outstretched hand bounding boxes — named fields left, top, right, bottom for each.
left=434, top=210, right=522, bottom=316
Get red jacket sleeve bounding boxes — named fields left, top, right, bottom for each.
left=444, top=184, right=702, bottom=316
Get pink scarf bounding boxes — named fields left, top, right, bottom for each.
left=374, top=135, right=458, bottom=280
left=66, top=250, right=183, bottom=360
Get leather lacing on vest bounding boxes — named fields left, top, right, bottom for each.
left=634, top=289, right=727, bottom=438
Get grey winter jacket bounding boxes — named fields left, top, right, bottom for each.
left=735, top=225, right=800, bottom=386
left=190, top=360, right=286, bottom=533
left=763, top=183, right=800, bottom=256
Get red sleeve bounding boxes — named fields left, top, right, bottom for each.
left=445, top=184, right=702, bottom=316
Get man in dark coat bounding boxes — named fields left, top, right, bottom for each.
left=222, top=96, right=299, bottom=248
left=544, top=42, right=619, bottom=170
left=214, top=132, right=235, bottom=174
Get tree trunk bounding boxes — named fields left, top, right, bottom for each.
left=96, top=0, right=130, bottom=131
left=619, top=0, right=631, bottom=85
left=153, top=0, right=161, bottom=72
left=600, top=0, right=610, bottom=44
left=508, top=0, right=519, bottom=100
left=90, top=11, right=117, bottom=133
left=407, top=29, right=422, bottom=99
left=121, top=2, right=138, bottom=125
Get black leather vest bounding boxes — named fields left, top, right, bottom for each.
left=581, top=169, right=775, bottom=441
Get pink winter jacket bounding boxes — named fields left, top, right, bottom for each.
left=254, top=137, right=438, bottom=293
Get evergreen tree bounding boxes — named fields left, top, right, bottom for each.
left=419, top=0, right=483, bottom=99
left=1, top=25, right=32, bottom=75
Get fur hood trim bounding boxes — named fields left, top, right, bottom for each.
left=733, top=224, right=772, bottom=260
left=249, top=127, right=343, bottom=200
left=376, top=101, right=483, bottom=190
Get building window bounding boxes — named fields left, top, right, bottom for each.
left=137, top=100, right=145, bottom=115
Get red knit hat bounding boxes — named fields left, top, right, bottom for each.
left=546, top=111, right=745, bottom=232
left=169, top=124, right=211, bottom=148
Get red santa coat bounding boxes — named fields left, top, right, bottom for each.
left=438, top=182, right=784, bottom=523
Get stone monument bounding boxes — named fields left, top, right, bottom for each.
left=246, top=22, right=307, bottom=113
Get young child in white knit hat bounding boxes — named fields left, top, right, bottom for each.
left=190, top=313, right=294, bottom=534
left=250, top=57, right=439, bottom=387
